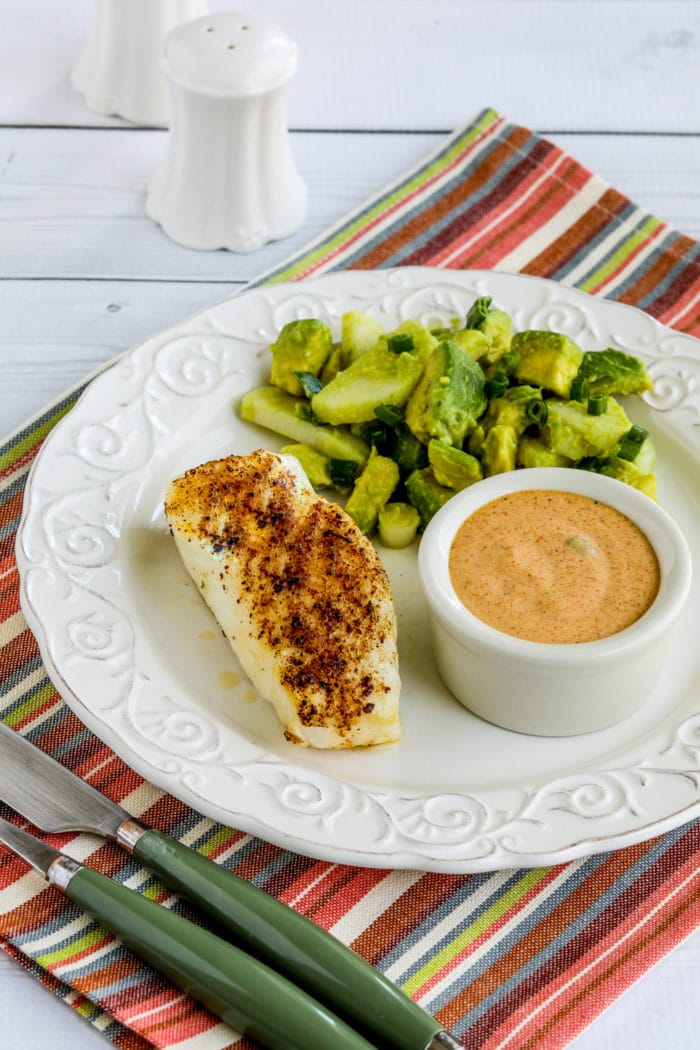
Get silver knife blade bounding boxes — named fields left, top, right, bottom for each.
left=0, top=815, right=61, bottom=876
left=0, top=721, right=128, bottom=837
left=0, top=724, right=463, bottom=1050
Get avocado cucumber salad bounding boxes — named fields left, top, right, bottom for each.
left=239, top=296, right=655, bottom=549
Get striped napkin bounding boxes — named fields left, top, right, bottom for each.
left=1, top=108, right=699, bottom=1049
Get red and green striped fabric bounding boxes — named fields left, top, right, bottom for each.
left=1, top=108, right=699, bottom=1049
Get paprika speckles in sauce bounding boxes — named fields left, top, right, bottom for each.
left=448, top=489, right=660, bottom=644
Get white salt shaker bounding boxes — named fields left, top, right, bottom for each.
left=145, top=12, right=307, bottom=252
left=71, top=0, right=209, bottom=127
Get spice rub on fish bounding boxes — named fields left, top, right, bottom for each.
left=164, top=450, right=401, bottom=748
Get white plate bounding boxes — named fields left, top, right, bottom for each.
left=17, top=268, right=700, bottom=873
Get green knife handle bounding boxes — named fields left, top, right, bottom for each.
left=64, top=864, right=376, bottom=1050
left=132, top=828, right=442, bottom=1050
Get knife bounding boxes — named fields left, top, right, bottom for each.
left=0, top=723, right=461, bottom=1050
left=0, top=816, right=380, bottom=1050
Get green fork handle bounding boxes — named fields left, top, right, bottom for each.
left=61, top=861, right=377, bottom=1050
left=131, top=828, right=443, bottom=1050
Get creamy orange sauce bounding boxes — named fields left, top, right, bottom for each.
left=448, top=490, right=660, bottom=644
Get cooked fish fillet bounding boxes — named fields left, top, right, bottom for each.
left=164, top=450, right=401, bottom=748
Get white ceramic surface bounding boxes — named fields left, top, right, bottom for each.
left=70, top=0, right=209, bottom=127
left=146, top=12, right=306, bottom=251
left=419, top=468, right=692, bottom=736
left=15, top=268, right=700, bottom=873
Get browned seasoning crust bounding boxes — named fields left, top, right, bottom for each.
left=164, top=450, right=398, bottom=742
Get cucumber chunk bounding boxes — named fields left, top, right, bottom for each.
left=240, top=386, right=370, bottom=465
left=377, top=503, right=421, bottom=549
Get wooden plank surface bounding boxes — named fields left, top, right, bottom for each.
left=2, top=122, right=699, bottom=436
left=3, top=0, right=700, bottom=132
left=2, top=128, right=700, bottom=285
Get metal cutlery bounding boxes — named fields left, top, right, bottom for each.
left=0, top=721, right=461, bottom=1050
left=0, top=816, right=376, bottom=1050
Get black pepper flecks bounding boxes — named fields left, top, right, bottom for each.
left=164, top=450, right=399, bottom=739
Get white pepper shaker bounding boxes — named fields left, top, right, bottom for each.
left=145, top=12, right=307, bottom=252
left=71, top=0, right=209, bottom=127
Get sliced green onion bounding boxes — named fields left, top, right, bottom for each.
left=374, top=403, right=405, bottom=428
left=294, top=401, right=312, bottom=421
left=465, top=295, right=492, bottom=329
left=484, top=370, right=509, bottom=398
left=577, top=456, right=601, bottom=471
left=293, top=402, right=323, bottom=426
left=569, top=375, right=590, bottom=401
left=387, top=332, right=414, bottom=354
left=525, top=398, right=548, bottom=426
left=617, top=424, right=649, bottom=462
left=393, top=427, right=428, bottom=474
left=328, top=459, right=358, bottom=489
left=587, top=394, right=608, bottom=416
left=293, top=371, right=323, bottom=398
left=358, top=420, right=392, bottom=455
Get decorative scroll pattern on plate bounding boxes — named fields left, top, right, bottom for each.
left=17, top=269, right=700, bottom=872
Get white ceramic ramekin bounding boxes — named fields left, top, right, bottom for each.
left=418, top=468, right=692, bottom=736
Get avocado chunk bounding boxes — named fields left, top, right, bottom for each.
left=516, top=436, right=572, bottom=469
left=310, top=340, right=424, bottom=426
left=239, top=386, right=370, bottom=465
left=482, top=386, right=544, bottom=437
left=465, top=296, right=513, bottom=364
left=377, top=502, right=421, bottom=549
left=344, top=450, right=400, bottom=535
left=481, top=309, right=513, bottom=364
left=405, top=339, right=487, bottom=448
left=319, top=344, right=346, bottom=385
left=575, top=348, right=653, bottom=396
left=512, top=330, right=584, bottom=398
left=467, top=423, right=485, bottom=457
left=387, top=319, right=440, bottom=364
left=449, top=328, right=491, bottom=361
left=279, top=443, right=332, bottom=488
left=598, top=456, right=657, bottom=499
left=405, top=467, right=454, bottom=526
left=269, top=319, right=333, bottom=397
left=481, top=424, right=519, bottom=475
left=428, top=440, right=483, bottom=490
left=486, top=346, right=520, bottom=378
left=341, top=311, right=385, bottom=363
left=543, top=397, right=631, bottom=461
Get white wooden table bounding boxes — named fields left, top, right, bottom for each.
left=2, top=1, right=699, bottom=1046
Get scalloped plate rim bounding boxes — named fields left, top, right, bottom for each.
left=14, top=267, right=700, bottom=873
